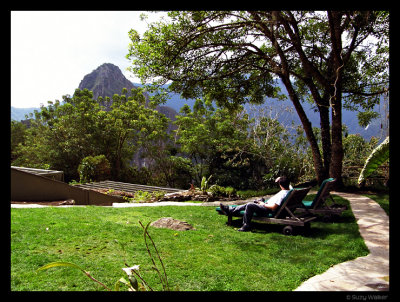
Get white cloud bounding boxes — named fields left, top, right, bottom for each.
left=11, top=11, right=167, bottom=108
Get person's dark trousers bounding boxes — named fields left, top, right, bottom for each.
left=230, top=203, right=272, bottom=227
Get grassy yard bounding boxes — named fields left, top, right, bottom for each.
left=11, top=195, right=369, bottom=291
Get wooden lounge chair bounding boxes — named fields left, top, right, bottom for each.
left=216, top=187, right=316, bottom=235
left=296, top=178, right=347, bottom=219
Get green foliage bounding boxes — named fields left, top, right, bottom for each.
left=358, top=136, right=389, bottom=184
left=174, top=97, right=319, bottom=189
left=133, top=191, right=153, bottom=202
left=208, top=184, right=223, bottom=196
left=141, top=150, right=194, bottom=190
left=208, top=184, right=237, bottom=198
left=78, top=155, right=111, bottom=183
left=11, top=86, right=384, bottom=192
left=127, top=10, right=389, bottom=183
left=174, top=99, right=250, bottom=186
left=132, top=190, right=166, bottom=203
left=11, top=88, right=319, bottom=190
left=11, top=11, right=390, bottom=190
left=200, top=175, right=212, bottom=194
left=11, top=120, right=28, bottom=162
left=236, top=188, right=279, bottom=199
left=343, top=134, right=378, bottom=167
left=12, top=88, right=169, bottom=182
left=224, top=186, right=236, bottom=198
left=357, top=111, right=380, bottom=128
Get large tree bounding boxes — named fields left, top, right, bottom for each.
left=12, top=88, right=169, bottom=182
left=127, top=11, right=389, bottom=185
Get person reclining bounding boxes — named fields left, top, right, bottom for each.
left=219, top=176, right=291, bottom=232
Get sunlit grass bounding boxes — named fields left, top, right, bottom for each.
left=11, top=195, right=369, bottom=291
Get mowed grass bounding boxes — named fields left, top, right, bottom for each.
left=11, top=195, right=369, bottom=291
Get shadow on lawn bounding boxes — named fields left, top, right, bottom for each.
left=220, top=194, right=356, bottom=238
left=226, top=212, right=358, bottom=239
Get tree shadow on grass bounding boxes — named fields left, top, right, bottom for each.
left=226, top=214, right=360, bottom=240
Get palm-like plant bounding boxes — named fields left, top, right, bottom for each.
left=358, top=136, right=389, bottom=185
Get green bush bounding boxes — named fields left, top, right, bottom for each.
left=132, top=190, right=167, bottom=203
left=209, top=185, right=237, bottom=198
left=133, top=191, right=153, bottom=202
left=78, top=155, right=111, bottom=183
left=208, top=184, right=224, bottom=196
left=236, top=188, right=279, bottom=199
left=224, top=186, right=236, bottom=198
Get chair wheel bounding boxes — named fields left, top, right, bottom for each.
left=282, top=225, right=293, bottom=235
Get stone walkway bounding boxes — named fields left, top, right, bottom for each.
left=294, top=191, right=389, bottom=291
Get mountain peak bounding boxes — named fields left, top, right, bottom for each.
left=78, top=63, right=136, bottom=99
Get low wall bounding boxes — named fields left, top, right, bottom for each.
left=11, top=166, right=64, bottom=182
left=11, top=168, right=124, bottom=206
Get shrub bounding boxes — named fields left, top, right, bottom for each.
left=209, top=184, right=237, bottom=198
left=224, top=186, right=236, bottom=198
left=208, top=184, right=224, bottom=196
left=133, top=190, right=154, bottom=202
left=78, top=155, right=111, bottom=183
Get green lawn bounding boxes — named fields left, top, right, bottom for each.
left=11, top=195, right=369, bottom=291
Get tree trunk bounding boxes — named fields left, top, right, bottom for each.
left=318, top=103, right=331, bottom=182
left=280, top=76, right=326, bottom=184
left=329, top=92, right=344, bottom=188
left=327, top=11, right=345, bottom=188
left=303, top=79, right=331, bottom=184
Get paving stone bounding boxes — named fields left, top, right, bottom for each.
left=295, top=192, right=389, bottom=291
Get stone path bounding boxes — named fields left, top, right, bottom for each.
left=294, top=191, right=389, bottom=291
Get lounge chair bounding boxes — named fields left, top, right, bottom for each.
left=296, top=178, right=347, bottom=219
left=216, top=187, right=316, bottom=235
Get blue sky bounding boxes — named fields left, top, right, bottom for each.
left=11, top=11, right=168, bottom=108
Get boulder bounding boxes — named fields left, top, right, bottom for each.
left=150, top=217, right=195, bottom=231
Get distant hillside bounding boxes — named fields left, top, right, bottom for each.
left=11, top=63, right=387, bottom=142
left=11, top=89, right=386, bottom=142
left=134, top=81, right=387, bottom=141
left=11, top=107, right=38, bottom=121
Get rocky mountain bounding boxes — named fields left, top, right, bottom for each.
left=78, top=63, right=178, bottom=123
left=78, top=63, right=136, bottom=100
left=11, top=62, right=387, bottom=142
left=77, top=63, right=180, bottom=168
